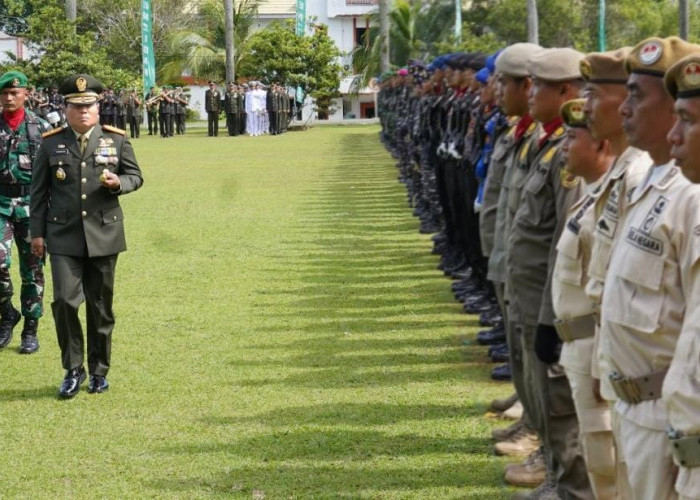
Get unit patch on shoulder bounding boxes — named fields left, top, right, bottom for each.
left=560, top=168, right=580, bottom=189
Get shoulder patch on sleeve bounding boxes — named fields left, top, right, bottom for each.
left=102, top=125, right=126, bottom=136
left=41, top=127, right=65, bottom=139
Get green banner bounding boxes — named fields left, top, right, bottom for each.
left=295, top=0, right=306, bottom=36
left=141, top=0, right=156, bottom=93
left=295, top=0, right=306, bottom=103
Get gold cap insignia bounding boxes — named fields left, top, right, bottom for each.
left=76, top=77, right=87, bottom=92
left=570, top=102, right=585, bottom=121
left=682, top=62, right=700, bottom=87
left=56, top=167, right=66, bottom=181
left=11, top=78, right=19, bottom=87
left=639, top=41, right=662, bottom=65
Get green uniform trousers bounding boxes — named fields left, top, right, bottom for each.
left=50, top=253, right=118, bottom=377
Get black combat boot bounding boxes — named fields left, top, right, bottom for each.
left=19, top=318, right=39, bottom=354
left=0, top=302, right=20, bottom=348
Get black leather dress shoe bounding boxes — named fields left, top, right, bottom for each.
left=488, top=342, right=508, bottom=357
left=491, top=363, right=512, bottom=381
left=479, top=308, right=504, bottom=327
left=477, top=325, right=507, bottom=345
left=490, top=345, right=510, bottom=363
left=88, top=375, right=109, bottom=394
left=58, top=367, right=86, bottom=399
left=465, top=296, right=496, bottom=314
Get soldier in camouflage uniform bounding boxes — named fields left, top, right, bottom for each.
left=0, top=71, right=50, bottom=354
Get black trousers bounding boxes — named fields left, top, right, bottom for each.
left=160, top=113, right=173, bottom=137
left=51, top=254, right=118, bottom=377
left=207, top=111, right=219, bottom=136
left=129, top=116, right=140, bottom=138
left=176, top=114, right=186, bottom=135
left=148, top=112, right=158, bottom=135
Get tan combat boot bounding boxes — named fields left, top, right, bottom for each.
left=505, top=447, right=546, bottom=487
left=492, top=417, right=524, bottom=442
left=493, top=426, right=540, bottom=456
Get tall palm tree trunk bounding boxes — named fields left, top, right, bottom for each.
left=379, top=0, right=390, bottom=72
left=680, top=0, right=689, bottom=40
left=66, top=0, right=77, bottom=21
left=224, top=0, right=235, bottom=82
left=527, top=0, right=538, bottom=44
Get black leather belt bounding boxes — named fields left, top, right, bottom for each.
left=0, top=184, right=30, bottom=197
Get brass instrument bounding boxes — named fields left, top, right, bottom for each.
left=145, top=90, right=176, bottom=107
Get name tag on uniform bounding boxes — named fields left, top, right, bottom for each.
left=52, top=148, right=68, bottom=155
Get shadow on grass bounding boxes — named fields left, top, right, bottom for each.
left=0, top=385, right=59, bottom=401
left=147, top=462, right=509, bottom=498
left=146, top=130, right=505, bottom=497
left=201, top=402, right=485, bottom=427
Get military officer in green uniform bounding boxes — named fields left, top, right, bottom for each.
left=30, top=74, right=144, bottom=398
left=0, top=71, right=50, bottom=354
left=224, top=82, right=239, bottom=136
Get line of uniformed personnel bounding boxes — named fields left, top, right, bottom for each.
left=203, top=80, right=292, bottom=137
left=379, top=36, right=700, bottom=500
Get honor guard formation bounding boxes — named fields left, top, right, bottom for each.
left=379, top=37, right=700, bottom=499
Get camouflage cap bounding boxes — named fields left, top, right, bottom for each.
left=529, top=48, right=585, bottom=81
left=560, top=98, right=588, bottom=128
left=580, top=48, right=631, bottom=84
left=495, top=43, right=542, bottom=77
left=625, top=36, right=700, bottom=77
left=60, top=73, right=103, bottom=104
left=0, top=71, right=27, bottom=90
left=664, top=54, right=700, bottom=99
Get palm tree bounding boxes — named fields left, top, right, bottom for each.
left=160, top=0, right=258, bottom=83
left=527, top=0, right=538, bottom=44
left=351, top=0, right=453, bottom=88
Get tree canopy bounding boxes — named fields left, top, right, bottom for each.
left=239, top=20, right=342, bottom=104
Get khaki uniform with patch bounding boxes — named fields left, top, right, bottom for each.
left=659, top=53, right=700, bottom=500
left=595, top=37, right=700, bottom=499
left=552, top=98, right=616, bottom=499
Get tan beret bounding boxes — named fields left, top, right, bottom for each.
left=664, top=54, right=700, bottom=99
left=580, top=48, right=631, bottom=84
left=625, top=36, right=700, bottom=77
left=560, top=98, right=588, bottom=128
left=495, top=43, right=543, bottom=77
left=529, top=48, right=585, bottom=81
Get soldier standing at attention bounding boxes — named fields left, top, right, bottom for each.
left=30, top=74, right=143, bottom=399
left=224, top=82, right=238, bottom=136
left=663, top=49, right=700, bottom=500
left=598, top=37, right=700, bottom=498
left=205, top=81, right=221, bottom=137
left=0, top=71, right=50, bottom=354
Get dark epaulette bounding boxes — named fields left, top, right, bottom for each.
left=102, top=124, right=126, bottom=136
left=41, top=126, right=66, bottom=139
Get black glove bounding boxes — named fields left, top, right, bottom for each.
left=535, top=324, right=562, bottom=364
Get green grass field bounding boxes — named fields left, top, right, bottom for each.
left=0, top=124, right=519, bottom=498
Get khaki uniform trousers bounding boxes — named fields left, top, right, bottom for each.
left=565, top=367, right=616, bottom=499
left=613, top=408, right=677, bottom=500
left=521, top=324, right=593, bottom=499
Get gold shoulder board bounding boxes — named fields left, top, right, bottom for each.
left=102, top=125, right=126, bottom=136
left=41, top=127, right=65, bottom=139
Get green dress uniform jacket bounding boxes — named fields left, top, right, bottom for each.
left=29, top=125, right=143, bottom=257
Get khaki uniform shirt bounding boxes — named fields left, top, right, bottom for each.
left=489, top=121, right=540, bottom=285
left=506, top=125, right=583, bottom=326
left=601, top=162, right=700, bottom=431
left=585, top=147, right=652, bottom=398
left=479, top=119, right=516, bottom=258
left=553, top=179, right=602, bottom=375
